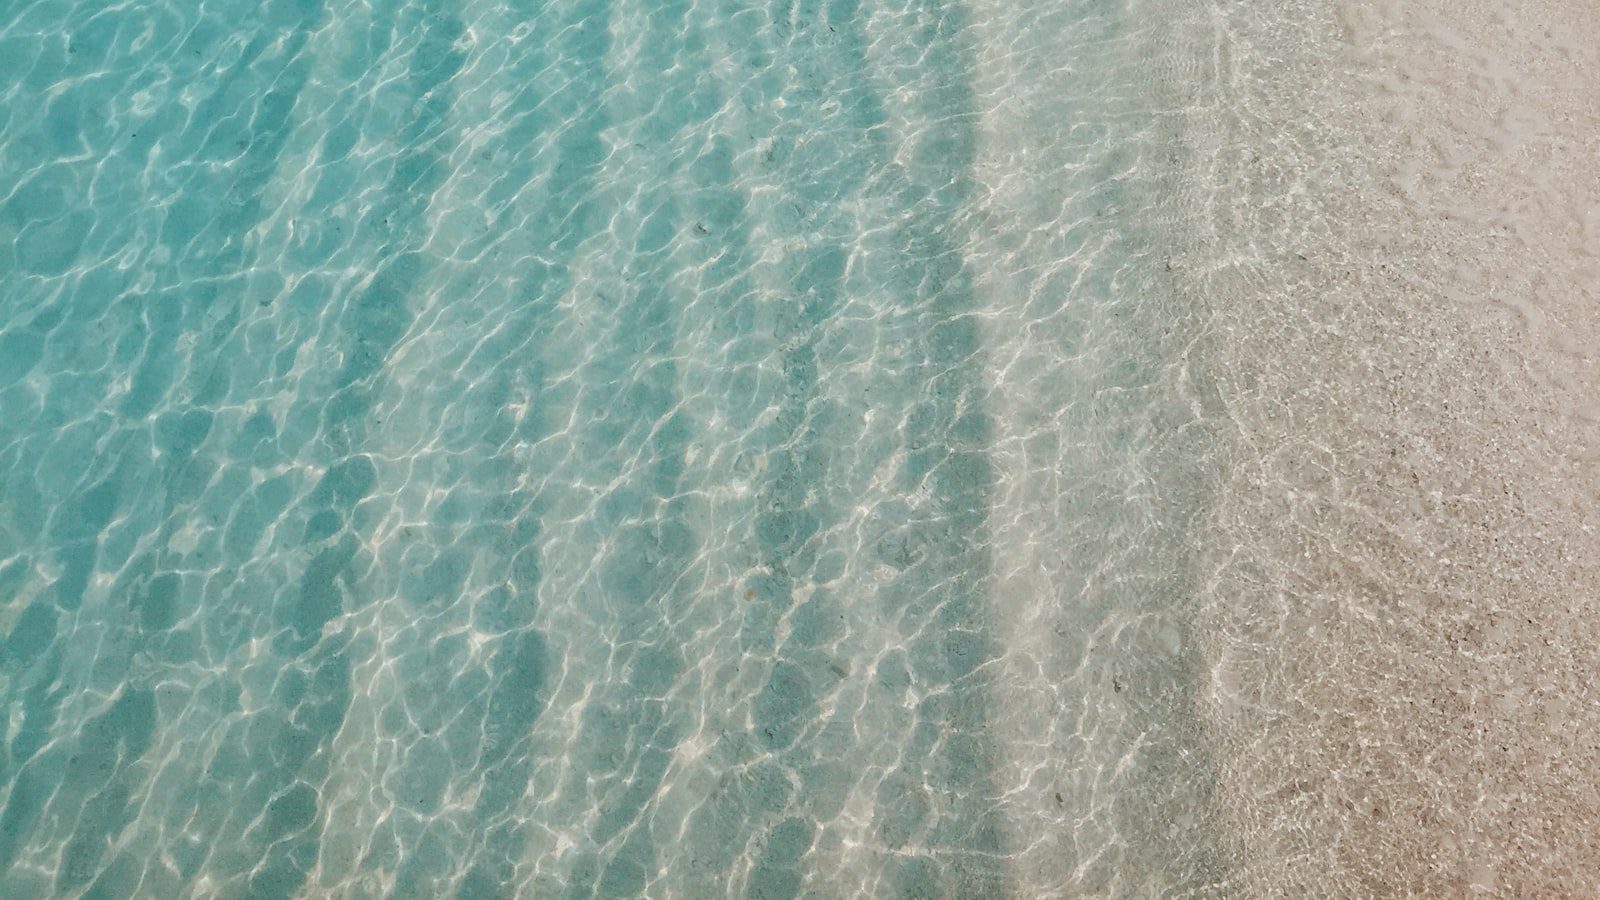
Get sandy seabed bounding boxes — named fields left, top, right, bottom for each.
left=1181, top=0, right=1600, bottom=894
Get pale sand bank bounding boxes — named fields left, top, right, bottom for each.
left=965, top=0, right=1235, bottom=891
left=1184, top=0, right=1600, bottom=894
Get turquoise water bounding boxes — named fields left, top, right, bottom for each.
left=1, top=0, right=1232, bottom=896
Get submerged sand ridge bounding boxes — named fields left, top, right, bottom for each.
left=1180, top=0, right=1600, bottom=894
left=964, top=0, right=1237, bottom=892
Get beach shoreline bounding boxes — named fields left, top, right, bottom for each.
left=1182, top=0, right=1600, bottom=893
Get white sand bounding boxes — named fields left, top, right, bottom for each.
left=1182, top=0, right=1600, bottom=893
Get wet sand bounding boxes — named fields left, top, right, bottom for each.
left=1185, top=0, right=1600, bottom=894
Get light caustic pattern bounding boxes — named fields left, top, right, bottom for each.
left=9, top=0, right=1593, bottom=896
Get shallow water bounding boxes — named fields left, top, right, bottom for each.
left=7, top=0, right=1591, bottom=896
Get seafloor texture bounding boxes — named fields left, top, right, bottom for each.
left=1180, top=1, right=1600, bottom=894
left=1, top=0, right=1597, bottom=897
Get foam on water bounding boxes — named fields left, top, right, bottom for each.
left=4, top=0, right=1598, bottom=896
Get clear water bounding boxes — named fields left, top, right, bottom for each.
left=3, top=0, right=1234, bottom=896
